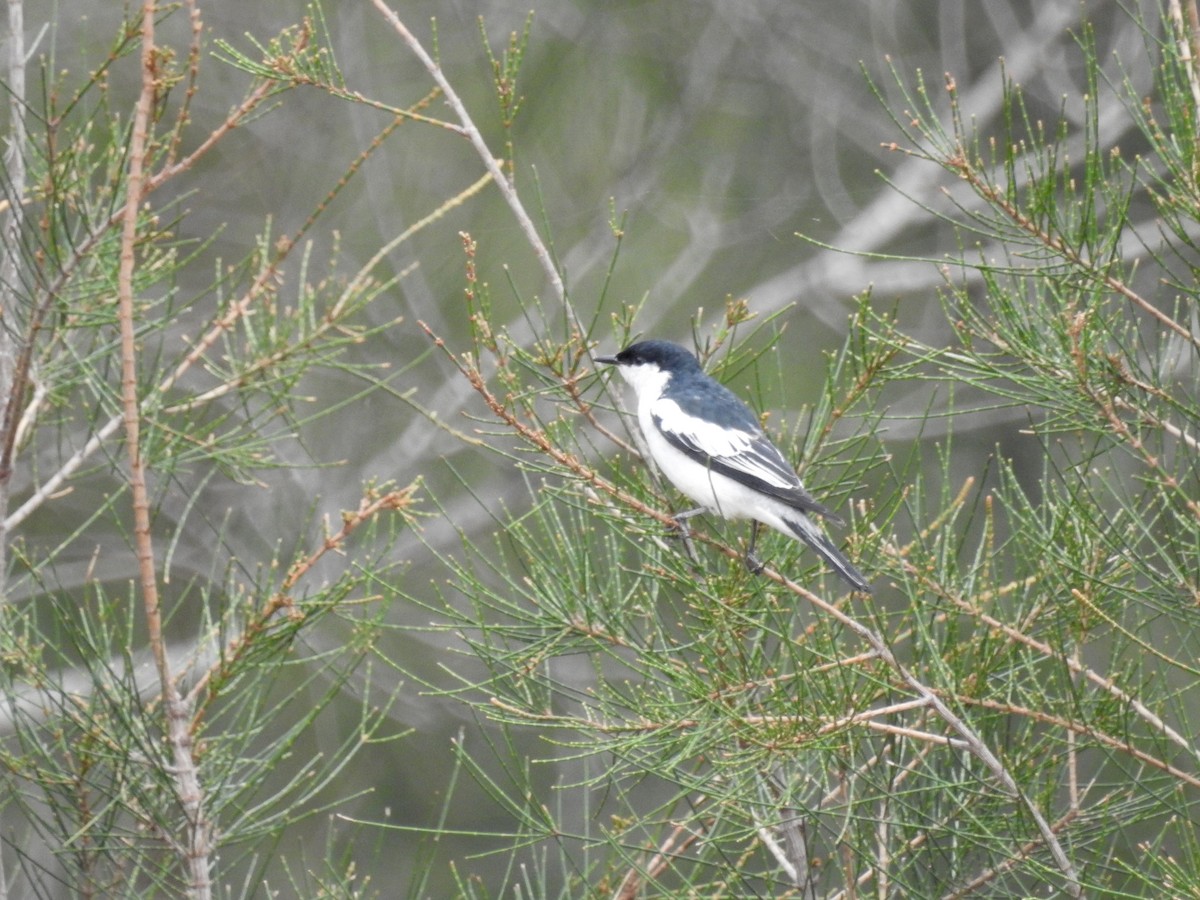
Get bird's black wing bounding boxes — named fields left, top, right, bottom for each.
left=650, top=390, right=840, bottom=522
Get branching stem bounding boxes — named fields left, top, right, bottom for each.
left=370, top=0, right=578, bottom=336
left=118, top=4, right=212, bottom=896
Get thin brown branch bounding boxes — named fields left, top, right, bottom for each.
left=369, top=0, right=577, bottom=336
left=492, top=693, right=973, bottom=757
left=706, top=650, right=881, bottom=703
left=755, top=565, right=1084, bottom=897
left=288, top=87, right=444, bottom=244
left=163, top=169, right=489, bottom=415
left=612, top=822, right=702, bottom=900
left=186, top=484, right=419, bottom=715
left=161, top=0, right=204, bottom=170
left=1095, top=390, right=1200, bottom=523
left=947, top=154, right=1200, bottom=354
left=159, top=92, right=455, bottom=408
left=1065, top=312, right=1200, bottom=525
left=561, top=366, right=638, bottom=456
left=121, top=0, right=164, bottom=767
left=118, top=4, right=212, bottom=896
left=299, top=79, right=462, bottom=132
left=143, top=77, right=277, bottom=197
left=957, top=693, right=1200, bottom=790
left=1112, top=394, right=1200, bottom=453
left=940, top=806, right=1085, bottom=900
left=881, top=539, right=1200, bottom=767
left=420, top=321, right=676, bottom=531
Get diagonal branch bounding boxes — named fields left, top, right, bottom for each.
left=369, top=0, right=577, bottom=335
left=759, top=565, right=1084, bottom=897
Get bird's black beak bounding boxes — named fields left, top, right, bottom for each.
left=595, top=354, right=617, bottom=365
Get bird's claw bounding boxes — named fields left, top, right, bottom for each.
left=744, top=551, right=765, bottom=575
left=743, top=522, right=765, bottom=575
left=671, top=517, right=702, bottom=566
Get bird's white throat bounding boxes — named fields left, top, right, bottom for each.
left=615, top=361, right=672, bottom=402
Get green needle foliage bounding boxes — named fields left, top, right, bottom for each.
left=369, top=4, right=1198, bottom=899
left=0, top=3, right=425, bottom=896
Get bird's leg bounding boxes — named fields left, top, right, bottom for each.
left=744, top=521, right=765, bottom=574
left=671, top=507, right=706, bottom=565
left=673, top=507, right=707, bottom=528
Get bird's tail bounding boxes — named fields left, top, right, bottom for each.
left=781, top=513, right=872, bottom=593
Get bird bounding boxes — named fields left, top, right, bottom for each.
left=596, top=339, right=871, bottom=592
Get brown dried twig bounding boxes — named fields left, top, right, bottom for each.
left=186, top=484, right=419, bottom=717
left=117, top=3, right=213, bottom=897
left=612, top=822, right=704, bottom=900
left=369, top=0, right=576, bottom=335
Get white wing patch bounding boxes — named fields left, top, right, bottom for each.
left=651, top=397, right=799, bottom=490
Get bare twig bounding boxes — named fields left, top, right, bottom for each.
left=118, top=4, right=212, bottom=896
left=143, top=76, right=277, bottom=198
left=368, top=0, right=578, bottom=336
left=0, top=0, right=28, bottom=603
left=612, top=822, right=702, bottom=900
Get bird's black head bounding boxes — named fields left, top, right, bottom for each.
left=596, top=340, right=702, bottom=373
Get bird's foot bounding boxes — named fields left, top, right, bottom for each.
left=744, top=550, right=765, bottom=575
left=670, top=510, right=704, bottom=566
left=743, top=522, right=765, bottom=575
left=671, top=520, right=701, bottom=565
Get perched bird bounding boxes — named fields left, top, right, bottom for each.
left=596, top=339, right=870, bottom=592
